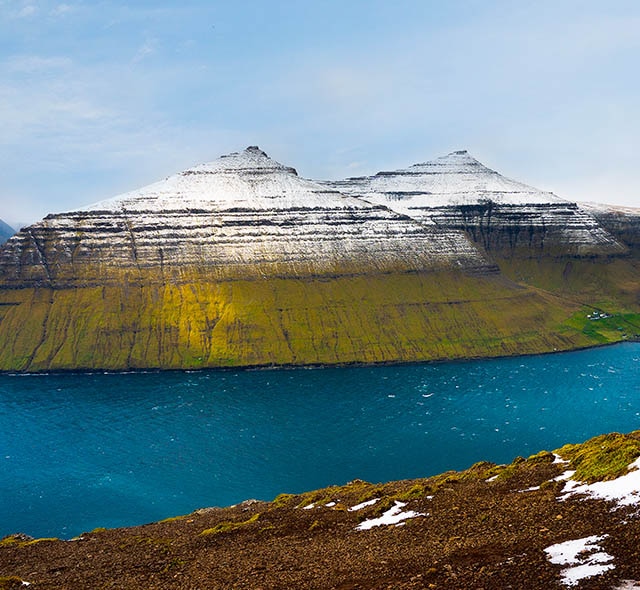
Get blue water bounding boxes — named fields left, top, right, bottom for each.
left=1, top=343, right=639, bottom=539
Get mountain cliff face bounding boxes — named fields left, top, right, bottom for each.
left=325, top=151, right=626, bottom=258
left=580, top=203, right=640, bottom=254
left=0, top=147, right=489, bottom=288
left=0, top=147, right=637, bottom=372
left=0, top=218, right=14, bottom=245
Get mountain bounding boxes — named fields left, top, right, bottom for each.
left=0, top=147, right=637, bottom=372
left=324, top=150, right=626, bottom=257
left=327, top=151, right=640, bottom=333
left=579, top=202, right=640, bottom=253
left=0, top=146, right=489, bottom=288
left=3, top=430, right=640, bottom=589
left=0, top=218, right=15, bottom=245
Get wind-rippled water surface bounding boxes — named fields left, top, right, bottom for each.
left=1, top=343, right=639, bottom=538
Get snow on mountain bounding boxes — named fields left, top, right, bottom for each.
left=324, top=150, right=625, bottom=256
left=2, top=146, right=629, bottom=292
left=0, top=147, right=490, bottom=288
left=579, top=202, right=640, bottom=252
left=579, top=202, right=640, bottom=215
left=327, top=150, right=564, bottom=211
left=83, top=146, right=366, bottom=214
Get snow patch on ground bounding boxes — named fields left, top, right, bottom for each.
left=348, top=498, right=380, bottom=512
left=560, top=457, right=640, bottom=507
left=355, top=501, right=425, bottom=531
left=554, top=470, right=576, bottom=482
left=544, top=535, right=614, bottom=586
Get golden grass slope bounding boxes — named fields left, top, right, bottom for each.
left=0, top=268, right=632, bottom=372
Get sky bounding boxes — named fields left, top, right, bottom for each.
left=0, top=0, right=638, bottom=227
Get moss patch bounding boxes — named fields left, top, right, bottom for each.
left=556, top=431, right=640, bottom=483
left=200, top=513, right=260, bottom=536
left=0, top=535, right=58, bottom=548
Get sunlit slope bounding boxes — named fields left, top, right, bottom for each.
left=0, top=269, right=620, bottom=372
left=494, top=207, right=640, bottom=328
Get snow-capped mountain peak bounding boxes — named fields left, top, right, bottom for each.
left=408, top=149, right=488, bottom=173
left=329, top=150, right=564, bottom=207
left=183, top=146, right=298, bottom=176
left=82, top=146, right=363, bottom=214
left=323, top=150, right=624, bottom=256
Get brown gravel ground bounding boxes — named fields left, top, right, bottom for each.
left=2, top=451, right=640, bottom=589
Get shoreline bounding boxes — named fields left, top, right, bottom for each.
left=1, top=338, right=638, bottom=377
left=2, top=341, right=639, bottom=541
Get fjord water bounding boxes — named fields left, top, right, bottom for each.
left=1, top=343, right=639, bottom=539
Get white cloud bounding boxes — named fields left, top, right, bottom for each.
left=15, top=3, right=37, bottom=18
left=0, top=47, right=246, bottom=222
left=132, top=40, right=157, bottom=64
left=3, top=1, right=76, bottom=20
left=51, top=3, right=73, bottom=17
left=5, top=55, right=72, bottom=73
left=0, top=0, right=638, bottom=220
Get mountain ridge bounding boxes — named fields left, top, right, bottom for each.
left=81, top=146, right=361, bottom=213
left=323, top=150, right=627, bottom=257
left=336, top=149, right=565, bottom=206
left=0, top=146, right=638, bottom=372
left=0, top=147, right=490, bottom=289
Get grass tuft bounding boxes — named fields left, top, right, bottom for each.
left=200, top=513, right=260, bottom=536
left=556, top=431, right=640, bottom=483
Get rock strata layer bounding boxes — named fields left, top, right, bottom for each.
left=579, top=202, right=640, bottom=253
left=325, top=150, right=626, bottom=257
left=0, top=147, right=489, bottom=288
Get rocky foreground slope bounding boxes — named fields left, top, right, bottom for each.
left=0, top=147, right=638, bottom=372
left=3, top=431, right=640, bottom=589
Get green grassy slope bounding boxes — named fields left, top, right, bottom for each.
left=0, top=268, right=631, bottom=372
left=497, top=256, right=640, bottom=305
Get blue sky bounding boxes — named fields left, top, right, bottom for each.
left=1, top=0, right=638, bottom=226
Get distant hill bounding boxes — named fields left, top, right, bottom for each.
left=0, top=218, right=15, bottom=244
left=0, top=146, right=638, bottom=372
